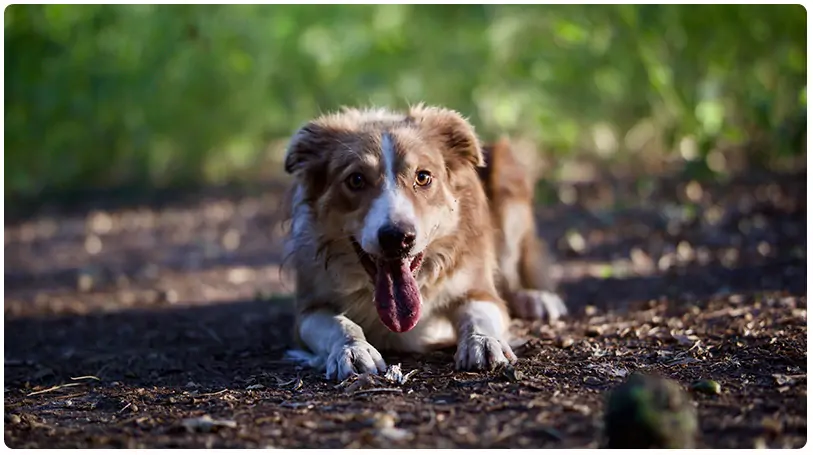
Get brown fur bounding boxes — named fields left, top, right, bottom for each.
left=285, top=105, right=505, bottom=345
left=281, top=105, right=559, bottom=380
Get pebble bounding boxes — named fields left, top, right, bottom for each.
left=690, top=379, right=721, bottom=396
left=558, top=337, right=575, bottom=349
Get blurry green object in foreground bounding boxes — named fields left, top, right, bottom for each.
left=604, top=373, right=699, bottom=449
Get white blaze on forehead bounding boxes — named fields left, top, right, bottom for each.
left=381, top=133, right=398, bottom=188
left=360, top=132, right=418, bottom=255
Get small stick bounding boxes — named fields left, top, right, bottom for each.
left=27, top=383, right=82, bottom=396
left=70, top=375, right=101, bottom=381
left=199, top=388, right=228, bottom=397
left=352, top=387, right=403, bottom=396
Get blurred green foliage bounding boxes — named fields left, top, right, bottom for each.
left=4, top=5, right=806, bottom=202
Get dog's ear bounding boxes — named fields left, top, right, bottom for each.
left=284, top=122, right=335, bottom=176
left=408, top=104, right=484, bottom=170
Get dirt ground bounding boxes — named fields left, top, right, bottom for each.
left=4, top=169, right=807, bottom=449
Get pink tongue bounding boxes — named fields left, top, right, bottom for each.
left=374, top=259, right=421, bottom=333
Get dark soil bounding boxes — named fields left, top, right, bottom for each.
left=4, top=170, right=807, bottom=449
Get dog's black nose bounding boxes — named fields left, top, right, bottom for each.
left=378, top=223, right=416, bottom=258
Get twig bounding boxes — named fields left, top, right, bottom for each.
left=70, top=375, right=101, bottom=381
left=352, top=387, right=403, bottom=396
left=27, top=383, right=83, bottom=396
left=118, top=402, right=132, bottom=413
left=199, top=388, right=228, bottom=397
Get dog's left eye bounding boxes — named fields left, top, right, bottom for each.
left=415, top=170, right=432, bottom=187
left=346, top=173, right=366, bottom=190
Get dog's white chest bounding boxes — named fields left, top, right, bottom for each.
left=342, top=292, right=456, bottom=354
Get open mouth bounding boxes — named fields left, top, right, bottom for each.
left=351, top=239, right=424, bottom=281
left=351, top=238, right=424, bottom=333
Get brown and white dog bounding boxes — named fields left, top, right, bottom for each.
left=282, top=104, right=566, bottom=381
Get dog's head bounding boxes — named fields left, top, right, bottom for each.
left=284, top=104, right=484, bottom=333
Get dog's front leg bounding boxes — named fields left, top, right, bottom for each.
left=299, top=311, right=387, bottom=381
left=454, top=300, right=518, bottom=371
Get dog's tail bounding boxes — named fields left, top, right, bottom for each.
left=480, top=137, right=533, bottom=200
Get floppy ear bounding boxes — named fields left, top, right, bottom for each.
left=408, top=104, right=484, bottom=170
left=283, top=122, right=334, bottom=176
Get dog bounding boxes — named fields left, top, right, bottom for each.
left=282, top=104, right=566, bottom=381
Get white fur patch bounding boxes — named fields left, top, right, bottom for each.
left=359, top=133, right=418, bottom=256
left=299, top=312, right=364, bottom=355
left=388, top=314, right=456, bottom=353
left=454, top=300, right=516, bottom=371
left=296, top=311, right=391, bottom=381
left=457, top=300, right=508, bottom=338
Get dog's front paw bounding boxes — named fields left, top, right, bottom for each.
left=326, top=340, right=387, bottom=381
left=454, top=334, right=517, bottom=371
left=511, top=289, right=568, bottom=322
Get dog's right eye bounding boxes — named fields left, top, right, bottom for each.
left=345, top=173, right=366, bottom=191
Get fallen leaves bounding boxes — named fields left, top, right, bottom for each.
left=334, top=363, right=419, bottom=394
left=384, top=363, right=419, bottom=385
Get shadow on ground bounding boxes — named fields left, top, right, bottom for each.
left=4, top=257, right=806, bottom=389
